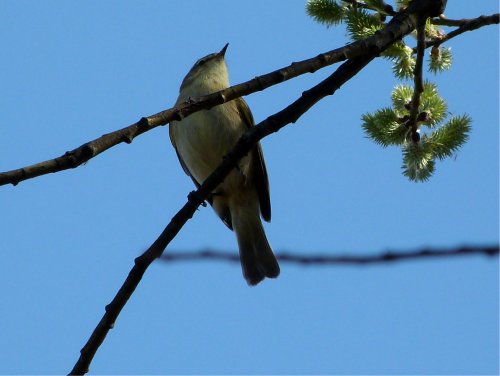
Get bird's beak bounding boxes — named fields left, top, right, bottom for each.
left=219, top=43, right=229, bottom=58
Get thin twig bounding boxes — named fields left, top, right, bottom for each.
left=431, top=17, right=464, bottom=27
left=423, top=13, right=499, bottom=50
left=409, top=24, right=426, bottom=140
left=159, top=246, right=499, bottom=265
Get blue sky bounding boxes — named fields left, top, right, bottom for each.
left=0, top=1, right=498, bottom=374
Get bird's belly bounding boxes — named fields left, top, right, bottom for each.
left=173, top=108, right=248, bottom=187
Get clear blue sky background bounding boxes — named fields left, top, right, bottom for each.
left=0, top=1, right=498, bottom=375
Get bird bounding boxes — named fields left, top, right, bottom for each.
left=169, top=44, right=280, bottom=286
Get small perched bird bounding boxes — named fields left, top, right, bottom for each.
left=169, top=44, right=280, bottom=286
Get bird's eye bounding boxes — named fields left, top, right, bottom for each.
left=198, top=59, right=206, bottom=66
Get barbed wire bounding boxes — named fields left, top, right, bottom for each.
left=159, top=245, right=499, bottom=265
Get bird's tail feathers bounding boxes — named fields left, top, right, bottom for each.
left=233, top=212, right=280, bottom=286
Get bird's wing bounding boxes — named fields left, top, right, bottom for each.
left=169, top=123, right=195, bottom=177
left=235, top=97, right=272, bottom=222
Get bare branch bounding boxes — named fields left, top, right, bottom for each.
left=425, top=13, right=499, bottom=49
left=0, top=53, right=358, bottom=187
left=159, top=245, right=499, bottom=265
left=431, top=17, right=465, bottom=27
left=3, top=0, right=444, bottom=188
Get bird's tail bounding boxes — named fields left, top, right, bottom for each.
left=232, top=210, right=280, bottom=286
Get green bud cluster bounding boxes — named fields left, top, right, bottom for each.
left=305, top=0, right=468, bottom=182
left=362, top=83, right=471, bottom=182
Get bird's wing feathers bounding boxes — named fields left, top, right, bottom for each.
left=235, top=98, right=272, bottom=222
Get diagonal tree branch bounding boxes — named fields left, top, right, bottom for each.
left=0, top=49, right=362, bottom=187
left=68, top=52, right=376, bottom=376
left=68, top=1, right=450, bottom=374
left=159, top=245, right=499, bottom=265
left=1, top=0, right=446, bottom=188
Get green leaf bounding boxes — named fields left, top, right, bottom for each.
left=391, top=84, right=413, bottom=114
left=402, top=137, right=436, bottom=182
left=424, top=18, right=445, bottom=41
left=382, top=41, right=408, bottom=60
left=386, top=122, right=410, bottom=146
left=391, top=45, right=415, bottom=80
left=390, top=81, right=448, bottom=128
left=305, top=0, right=346, bottom=27
left=345, top=7, right=382, bottom=41
left=420, top=94, right=448, bottom=128
left=429, top=114, right=472, bottom=160
left=429, top=47, right=453, bottom=74
left=402, top=159, right=436, bottom=182
left=362, top=108, right=409, bottom=147
left=361, top=111, right=390, bottom=147
left=403, top=138, right=434, bottom=170
left=420, top=81, right=448, bottom=128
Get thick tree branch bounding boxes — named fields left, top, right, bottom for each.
left=159, top=246, right=499, bottom=265
left=2, top=0, right=445, bottom=188
left=68, top=1, right=449, bottom=374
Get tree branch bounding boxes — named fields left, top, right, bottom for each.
left=68, top=1, right=450, bottom=374
left=0, top=50, right=361, bottom=187
left=409, top=24, right=426, bottom=141
left=159, top=246, right=499, bottom=265
left=426, top=13, right=499, bottom=49
left=68, top=51, right=377, bottom=376
left=2, top=0, right=446, bottom=188
left=431, top=17, right=464, bottom=27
